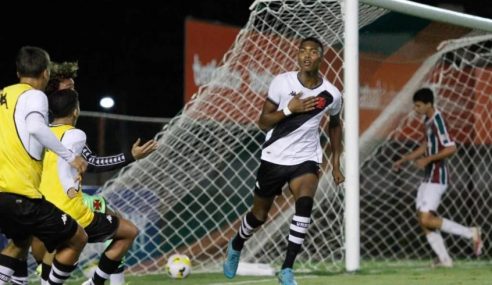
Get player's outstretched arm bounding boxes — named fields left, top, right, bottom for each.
left=25, top=90, right=87, bottom=173
left=26, top=112, right=87, bottom=174
left=82, top=138, right=158, bottom=173
left=131, top=138, right=158, bottom=160
left=82, top=145, right=131, bottom=173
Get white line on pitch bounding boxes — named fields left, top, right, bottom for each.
left=208, top=275, right=319, bottom=285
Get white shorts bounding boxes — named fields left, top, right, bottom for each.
left=415, top=183, right=447, bottom=212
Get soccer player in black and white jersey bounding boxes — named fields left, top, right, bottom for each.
left=224, top=37, right=344, bottom=285
left=393, top=88, right=482, bottom=267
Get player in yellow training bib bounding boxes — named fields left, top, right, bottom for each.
left=0, top=46, right=87, bottom=285
left=39, top=88, right=139, bottom=285
left=25, top=61, right=157, bottom=285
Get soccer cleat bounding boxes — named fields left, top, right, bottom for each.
left=431, top=258, right=453, bottom=268
left=223, top=240, right=241, bottom=279
left=472, top=227, right=483, bottom=256
left=278, top=268, right=298, bottom=285
left=81, top=279, right=95, bottom=285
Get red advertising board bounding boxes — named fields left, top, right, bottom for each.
left=184, top=18, right=240, bottom=104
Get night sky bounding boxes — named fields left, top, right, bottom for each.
left=0, top=0, right=252, bottom=118
left=0, top=0, right=489, bottom=119
left=1, top=0, right=489, bottom=184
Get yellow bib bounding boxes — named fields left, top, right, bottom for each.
left=39, top=125, right=94, bottom=227
left=0, top=84, right=43, bottom=198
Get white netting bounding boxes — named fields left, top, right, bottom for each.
left=74, top=0, right=492, bottom=277
left=75, top=0, right=386, bottom=274
left=360, top=34, right=492, bottom=262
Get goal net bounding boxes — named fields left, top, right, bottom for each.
left=360, top=33, right=492, bottom=263
left=75, top=0, right=492, bottom=276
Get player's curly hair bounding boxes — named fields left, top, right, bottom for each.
left=45, top=61, right=79, bottom=95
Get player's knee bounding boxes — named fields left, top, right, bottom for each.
left=121, top=219, right=139, bottom=241
left=5, top=239, right=30, bottom=257
left=129, top=223, right=139, bottom=241
left=72, top=226, right=88, bottom=250
left=295, top=196, right=313, bottom=217
left=251, top=209, right=268, bottom=222
left=247, top=212, right=266, bottom=228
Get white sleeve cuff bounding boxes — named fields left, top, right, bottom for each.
left=282, top=106, right=292, bottom=116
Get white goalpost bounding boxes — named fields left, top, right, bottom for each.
left=344, top=0, right=361, bottom=272
left=73, top=0, right=492, bottom=277
left=345, top=0, right=492, bottom=271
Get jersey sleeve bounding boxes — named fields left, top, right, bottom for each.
left=434, top=113, right=455, bottom=147
left=329, top=90, right=342, bottom=116
left=24, top=90, right=49, bottom=121
left=266, top=75, right=282, bottom=105
left=58, top=129, right=87, bottom=193
left=25, top=91, right=75, bottom=162
left=82, top=144, right=134, bottom=173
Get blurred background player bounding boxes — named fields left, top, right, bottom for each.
left=223, top=37, right=344, bottom=285
left=0, top=46, right=88, bottom=285
left=393, top=88, right=482, bottom=267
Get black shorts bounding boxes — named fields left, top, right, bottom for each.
left=0, top=193, right=78, bottom=252
left=254, top=160, right=320, bottom=198
left=85, top=212, right=120, bottom=243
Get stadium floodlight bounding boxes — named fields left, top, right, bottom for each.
left=99, top=96, right=115, bottom=109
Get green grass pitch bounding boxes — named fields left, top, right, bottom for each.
left=67, top=260, right=491, bottom=285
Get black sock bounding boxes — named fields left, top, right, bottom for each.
left=41, top=262, right=52, bottom=282
left=9, top=258, right=27, bottom=285
left=232, top=212, right=264, bottom=251
left=92, top=253, right=121, bottom=285
left=48, top=259, right=76, bottom=285
left=281, top=196, right=313, bottom=270
left=282, top=243, right=302, bottom=270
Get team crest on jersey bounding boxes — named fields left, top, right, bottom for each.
left=106, top=215, right=113, bottom=223
left=316, top=97, right=326, bottom=109
left=289, top=91, right=296, bottom=96
left=317, top=90, right=333, bottom=109
left=93, top=199, right=102, bottom=211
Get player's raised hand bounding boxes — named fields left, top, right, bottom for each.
left=288, top=92, right=318, bottom=113
left=66, top=187, right=79, bottom=199
left=132, top=138, right=159, bottom=160
left=70, top=155, right=87, bottom=174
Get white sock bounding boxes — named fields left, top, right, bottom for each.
left=110, top=272, right=125, bottom=285
left=426, top=231, right=451, bottom=262
left=440, top=218, right=473, bottom=239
